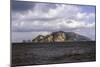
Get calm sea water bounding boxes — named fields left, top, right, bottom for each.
left=12, top=41, right=96, bottom=66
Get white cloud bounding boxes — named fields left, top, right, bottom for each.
left=12, top=17, right=95, bottom=32
left=76, top=12, right=95, bottom=22
left=12, top=4, right=81, bottom=22
left=76, top=12, right=86, bottom=19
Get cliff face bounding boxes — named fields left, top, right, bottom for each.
left=32, top=31, right=91, bottom=43
left=32, top=35, right=45, bottom=42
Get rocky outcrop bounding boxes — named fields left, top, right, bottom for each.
left=32, top=35, right=45, bottom=42
left=32, top=31, right=91, bottom=43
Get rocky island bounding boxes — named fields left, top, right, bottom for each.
left=32, top=31, right=91, bottom=43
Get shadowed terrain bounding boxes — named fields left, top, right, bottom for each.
left=12, top=41, right=96, bottom=66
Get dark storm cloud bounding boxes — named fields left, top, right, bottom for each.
left=11, top=0, right=57, bottom=12
left=11, top=1, right=35, bottom=12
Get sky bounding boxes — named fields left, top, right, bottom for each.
left=11, top=0, right=96, bottom=42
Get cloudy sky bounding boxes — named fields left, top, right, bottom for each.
left=11, top=0, right=96, bottom=42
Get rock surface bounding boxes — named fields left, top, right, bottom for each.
left=32, top=31, right=91, bottom=43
